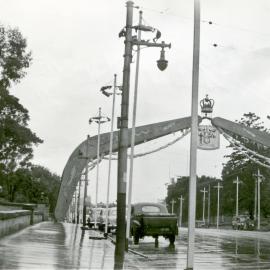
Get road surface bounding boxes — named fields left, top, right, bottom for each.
left=0, top=222, right=270, bottom=269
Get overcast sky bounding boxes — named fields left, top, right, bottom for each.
left=1, top=0, right=269, bottom=204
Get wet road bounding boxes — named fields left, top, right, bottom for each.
left=0, top=222, right=270, bottom=269
left=128, top=228, right=270, bottom=269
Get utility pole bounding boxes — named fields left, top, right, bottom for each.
left=200, top=187, right=208, bottom=224
left=170, top=199, right=176, bottom=214
left=214, top=181, right=223, bottom=229
left=126, top=10, right=142, bottom=249
left=187, top=0, right=200, bottom=268
left=76, top=176, right=82, bottom=224
left=255, top=169, right=263, bottom=230
left=233, top=176, right=242, bottom=217
left=101, top=74, right=122, bottom=237
left=82, top=135, right=90, bottom=227
left=207, top=184, right=211, bottom=227
left=254, top=177, right=257, bottom=222
left=115, top=3, right=171, bottom=268
left=178, top=195, right=184, bottom=228
left=89, top=108, right=110, bottom=228
left=115, top=2, right=134, bottom=268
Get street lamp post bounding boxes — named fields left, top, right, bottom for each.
left=115, top=2, right=171, bottom=268
left=76, top=176, right=82, bottom=224
left=233, top=176, right=242, bottom=217
left=214, top=181, right=223, bottom=229
left=207, top=184, right=211, bottom=227
left=82, top=135, right=90, bottom=227
left=254, top=169, right=263, bottom=230
left=187, top=0, right=200, bottom=268
left=178, top=195, right=184, bottom=228
left=170, top=199, right=176, bottom=214
left=89, top=107, right=110, bottom=228
left=200, top=187, right=208, bottom=224
left=126, top=10, right=142, bottom=250
left=100, top=75, right=122, bottom=237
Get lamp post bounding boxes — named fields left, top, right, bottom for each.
left=115, top=3, right=171, bottom=268
left=233, top=176, right=242, bottom=217
left=89, top=107, right=110, bottom=228
left=200, top=187, right=208, bottom=224
left=254, top=169, right=263, bottom=230
left=207, top=184, right=211, bottom=227
left=187, top=0, right=200, bottom=268
left=254, top=177, right=257, bottom=222
left=170, top=199, right=176, bottom=214
left=125, top=9, right=142, bottom=249
left=214, top=181, right=223, bottom=229
left=78, top=135, right=91, bottom=227
left=178, top=195, right=184, bottom=228
left=76, top=176, right=82, bottom=224
left=100, top=74, right=122, bottom=236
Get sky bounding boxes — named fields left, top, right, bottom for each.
left=1, top=0, right=270, bottom=205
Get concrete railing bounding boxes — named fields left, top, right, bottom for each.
left=0, top=201, right=46, bottom=238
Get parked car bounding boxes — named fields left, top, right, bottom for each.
left=232, top=215, right=254, bottom=230
left=87, top=207, right=103, bottom=228
left=107, top=207, right=117, bottom=233
left=130, top=202, right=178, bottom=245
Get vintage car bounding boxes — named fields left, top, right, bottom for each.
left=107, top=207, right=117, bottom=233
left=87, top=207, right=103, bottom=228
left=95, top=207, right=117, bottom=232
left=232, top=215, right=254, bottom=230
left=130, top=202, right=178, bottom=245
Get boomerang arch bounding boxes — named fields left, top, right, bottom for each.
left=55, top=117, right=193, bottom=221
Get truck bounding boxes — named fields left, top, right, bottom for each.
left=130, top=202, right=178, bottom=245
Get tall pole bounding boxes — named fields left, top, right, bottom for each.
left=187, top=0, right=200, bottom=269
left=77, top=176, right=82, bottom=224
left=217, top=182, right=220, bottom=229
left=105, top=74, right=118, bottom=236
left=254, top=177, right=257, bottom=221
left=233, top=176, right=242, bottom=217
left=214, top=181, right=223, bottom=229
left=82, top=135, right=90, bottom=226
left=179, top=195, right=184, bottom=228
left=74, top=189, right=77, bottom=223
left=200, top=187, right=207, bottom=223
left=207, top=184, right=211, bottom=226
left=257, top=169, right=261, bottom=230
left=94, top=107, right=102, bottom=228
left=171, top=199, right=176, bottom=214
left=126, top=10, right=142, bottom=247
left=115, top=1, right=133, bottom=269
left=236, top=176, right=239, bottom=216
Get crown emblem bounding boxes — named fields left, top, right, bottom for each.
left=200, top=94, right=214, bottom=117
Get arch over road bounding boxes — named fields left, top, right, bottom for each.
left=55, top=115, right=270, bottom=221
left=55, top=117, right=193, bottom=221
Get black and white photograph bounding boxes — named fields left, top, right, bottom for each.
left=0, top=0, right=270, bottom=269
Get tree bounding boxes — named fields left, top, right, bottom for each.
left=165, top=175, right=219, bottom=225
left=0, top=24, right=43, bottom=201
left=221, top=113, right=270, bottom=218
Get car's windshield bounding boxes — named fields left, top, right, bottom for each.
left=141, top=206, right=161, bottom=213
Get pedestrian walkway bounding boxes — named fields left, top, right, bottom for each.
left=0, top=221, right=140, bottom=269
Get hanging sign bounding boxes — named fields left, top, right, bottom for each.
left=198, top=125, right=220, bottom=150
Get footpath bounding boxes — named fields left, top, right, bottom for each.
left=0, top=221, right=146, bottom=269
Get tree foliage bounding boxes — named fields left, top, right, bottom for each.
left=0, top=24, right=43, bottom=197
left=165, top=175, right=220, bottom=225
left=221, top=112, right=270, bottom=218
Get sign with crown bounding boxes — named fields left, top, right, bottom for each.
left=198, top=125, right=220, bottom=150
left=200, top=94, right=214, bottom=116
